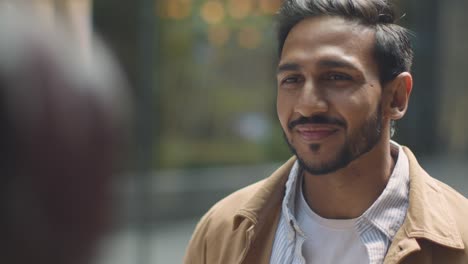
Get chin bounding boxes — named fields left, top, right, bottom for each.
left=294, top=142, right=352, bottom=175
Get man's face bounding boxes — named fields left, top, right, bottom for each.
left=277, top=16, right=384, bottom=175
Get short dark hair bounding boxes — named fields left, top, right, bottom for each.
left=277, top=0, right=413, bottom=84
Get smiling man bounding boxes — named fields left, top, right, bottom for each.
left=185, top=1, right=468, bottom=263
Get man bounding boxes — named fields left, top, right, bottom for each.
left=185, top=0, right=468, bottom=263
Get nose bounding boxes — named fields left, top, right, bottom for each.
left=294, top=80, right=328, bottom=117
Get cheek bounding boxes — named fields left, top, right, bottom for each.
left=338, top=92, right=378, bottom=128
left=276, top=92, right=293, bottom=130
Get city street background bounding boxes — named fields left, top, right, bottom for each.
left=94, top=156, right=468, bottom=264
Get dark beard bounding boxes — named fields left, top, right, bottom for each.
left=284, top=105, right=383, bottom=175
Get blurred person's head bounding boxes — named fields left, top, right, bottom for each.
left=275, top=0, right=413, bottom=175
left=0, top=5, right=129, bottom=264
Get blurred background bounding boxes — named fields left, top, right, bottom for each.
left=5, top=0, right=468, bottom=263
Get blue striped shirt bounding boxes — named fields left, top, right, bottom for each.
left=270, top=142, right=410, bottom=264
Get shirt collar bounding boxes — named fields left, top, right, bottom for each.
left=356, top=141, right=409, bottom=240
left=281, top=161, right=302, bottom=234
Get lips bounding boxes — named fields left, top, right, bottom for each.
left=295, top=125, right=339, bottom=141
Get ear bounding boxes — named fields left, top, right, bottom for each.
left=383, top=72, right=413, bottom=120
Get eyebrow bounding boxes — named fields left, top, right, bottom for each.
left=317, top=59, right=359, bottom=71
left=277, top=59, right=361, bottom=74
left=276, top=63, right=302, bottom=74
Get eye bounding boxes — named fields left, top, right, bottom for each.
left=323, top=72, right=353, bottom=81
left=284, top=77, right=298, bottom=83
left=281, top=75, right=303, bottom=85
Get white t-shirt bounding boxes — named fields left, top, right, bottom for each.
left=296, top=186, right=369, bottom=264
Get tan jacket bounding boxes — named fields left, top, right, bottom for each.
left=185, top=147, right=468, bottom=263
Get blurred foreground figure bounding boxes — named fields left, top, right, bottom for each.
left=0, top=5, right=129, bottom=264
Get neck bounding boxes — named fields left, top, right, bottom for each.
left=302, top=138, right=396, bottom=219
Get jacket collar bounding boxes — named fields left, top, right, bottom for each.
left=232, top=157, right=295, bottom=264
left=401, top=147, right=464, bottom=249
left=233, top=156, right=295, bottom=229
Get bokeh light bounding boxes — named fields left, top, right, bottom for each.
left=237, top=26, right=261, bottom=49
left=208, top=25, right=230, bottom=47
left=259, top=0, right=282, bottom=15
left=158, top=0, right=192, bottom=19
left=201, top=1, right=225, bottom=25
left=227, top=0, right=253, bottom=20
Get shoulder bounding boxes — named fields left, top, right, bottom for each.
left=433, top=178, right=468, bottom=203
left=431, top=177, right=468, bottom=217
left=184, top=157, right=296, bottom=263
left=424, top=177, right=468, bottom=261
left=188, top=157, right=295, bottom=237
left=403, top=146, right=468, bottom=210
left=196, top=178, right=267, bottom=232
left=183, top=179, right=268, bottom=264
left=424, top=174, right=468, bottom=252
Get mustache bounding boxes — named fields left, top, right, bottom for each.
left=288, top=115, right=347, bottom=130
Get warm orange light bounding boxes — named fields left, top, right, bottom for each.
left=169, top=0, right=192, bottom=19
left=208, top=25, right=230, bottom=47
left=238, top=26, right=261, bottom=49
left=259, top=0, right=282, bottom=15
left=228, top=0, right=253, bottom=20
left=201, top=1, right=225, bottom=25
